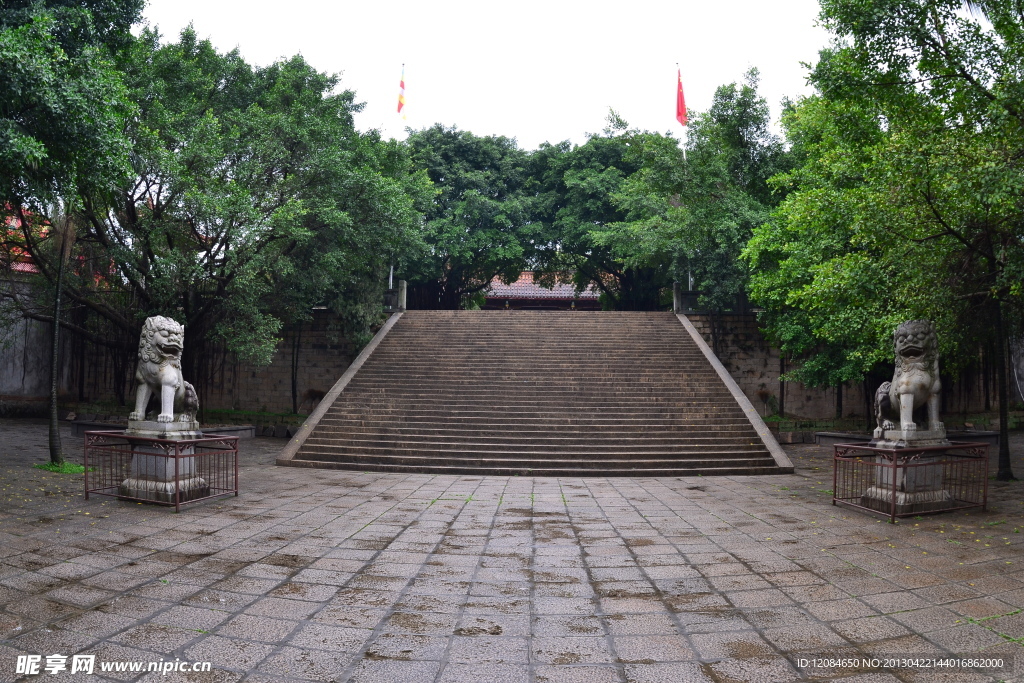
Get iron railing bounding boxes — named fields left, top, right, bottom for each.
left=84, top=430, right=238, bottom=512
left=833, top=442, right=988, bottom=523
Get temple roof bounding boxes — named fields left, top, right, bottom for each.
left=486, top=272, right=599, bottom=300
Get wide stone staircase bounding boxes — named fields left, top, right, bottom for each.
left=279, top=310, right=790, bottom=476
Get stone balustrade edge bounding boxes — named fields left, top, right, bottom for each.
left=675, top=312, right=794, bottom=472
left=277, top=312, right=404, bottom=465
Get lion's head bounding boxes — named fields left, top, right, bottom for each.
left=894, top=319, right=937, bottom=373
left=138, top=315, right=184, bottom=366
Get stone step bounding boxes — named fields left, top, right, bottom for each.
left=348, top=374, right=731, bottom=384
left=285, top=455, right=780, bottom=477
left=320, top=408, right=752, bottom=421
left=333, top=391, right=740, bottom=403
left=282, top=310, right=787, bottom=476
left=296, top=447, right=774, bottom=464
left=303, top=438, right=770, bottom=454
left=312, top=422, right=760, bottom=436
left=354, top=366, right=724, bottom=373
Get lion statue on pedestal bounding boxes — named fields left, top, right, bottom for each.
left=873, top=319, right=943, bottom=439
left=128, top=316, right=199, bottom=423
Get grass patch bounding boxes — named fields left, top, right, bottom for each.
left=33, top=462, right=90, bottom=474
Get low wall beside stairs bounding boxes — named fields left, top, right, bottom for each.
left=686, top=314, right=857, bottom=420
left=686, top=313, right=1000, bottom=421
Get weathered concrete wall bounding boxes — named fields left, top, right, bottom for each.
left=1, top=303, right=1007, bottom=421
left=686, top=313, right=857, bottom=420
left=687, top=313, right=1001, bottom=421
left=0, top=275, right=78, bottom=416
left=201, top=310, right=357, bottom=414
left=0, top=307, right=357, bottom=417
left=0, top=316, right=53, bottom=415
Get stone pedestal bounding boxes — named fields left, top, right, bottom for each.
left=863, top=427, right=953, bottom=514
left=873, top=428, right=949, bottom=449
left=124, top=419, right=201, bottom=440
left=861, top=452, right=953, bottom=515
left=118, top=421, right=209, bottom=504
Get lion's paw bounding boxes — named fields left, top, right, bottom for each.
left=929, top=421, right=945, bottom=432
left=157, top=413, right=174, bottom=423
left=882, top=420, right=896, bottom=431
left=902, top=422, right=917, bottom=432
left=128, top=412, right=143, bottom=421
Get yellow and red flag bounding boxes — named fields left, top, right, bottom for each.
left=676, top=68, right=687, bottom=126
left=397, top=65, right=407, bottom=119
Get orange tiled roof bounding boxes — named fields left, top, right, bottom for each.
left=11, top=260, right=38, bottom=274
left=486, top=272, right=598, bottom=300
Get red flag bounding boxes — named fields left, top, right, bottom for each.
left=676, top=69, right=687, bottom=126
left=397, top=65, right=407, bottom=119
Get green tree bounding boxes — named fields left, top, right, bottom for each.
left=1, top=0, right=142, bottom=464
left=746, top=0, right=1024, bottom=477
left=0, top=0, right=141, bottom=209
left=403, top=125, right=533, bottom=309
left=678, top=70, right=790, bottom=312
left=573, top=75, right=789, bottom=326
left=531, top=117, right=669, bottom=310
left=3, top=28, right=429, bottom=413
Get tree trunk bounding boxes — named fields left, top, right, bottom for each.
left=983, top=344, right=991, bottom=411
left=994, top=301, right=1014, bottom=480
left=864, top=378, right=873, bottom=432
left=778, top=355, right=786, bottom=419
left=291, top=326, right=301, bottom=414
left=48, top=233, right=67, bottom=466
left=835, top=382, right=843, bottom=420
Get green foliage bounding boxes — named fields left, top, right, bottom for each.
left=1, top=0, right=144, bottom=56
left=567, top=75, right=789, bottom=314
left=404, top=125, right=532, bottom=309
left=0, top=0, right=140, bottom=209
left=676, top=70, right=790, bottom=312
left=746, top=0, right=1024, bottom=389
left=33, top=461, right=88, bottom=474
left=4, top=27, right=429, bottom=379
left=530, top=117, right=669, bottom=310
left=745, top=95, right=898, bottom=385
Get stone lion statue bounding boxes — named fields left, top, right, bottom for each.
left=874, top=319, right=943, bottom=438
left=128, top=316, right=199, bottom=423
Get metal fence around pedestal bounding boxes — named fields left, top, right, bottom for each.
left=84, top=430, right=239, bottom=512
left=833, top=442, right=988, bottom=523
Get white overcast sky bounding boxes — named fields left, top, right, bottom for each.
left=140, top=0, right=832, bottom=151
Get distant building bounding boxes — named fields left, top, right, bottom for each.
left=483, top=271, right=600, bottom=310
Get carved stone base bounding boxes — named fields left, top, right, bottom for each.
left=126, top=419, right=201, bottom=440
left=860, top=486, right=954, bottom=516
left=872, top=429, right=949, bottom=449
left=119, top=476, right=209, bottom=504
left=120, top=422, right=206, bottom=504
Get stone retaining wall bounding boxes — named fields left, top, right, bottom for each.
left=200, top=310, right=357, bottom=414
left=0, top=308, right=356, bottom=417
left=687, top=313, right=997, bottom=420
left=0, top=304, right=1007, bottom=421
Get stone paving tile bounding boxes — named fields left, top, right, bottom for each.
left=257, top=645, right=358, bottom=679
left=343, top=658, right=441, bottom=683
left=3, top=420, right=1024, bottom=681
left=215, top=614, right=298, bottom=642
left=437, top=662, right=529, bottom=683
left=707, top=656, right=802, bottom=682
left=689, top=629, right=778, bottom=659
left=534, top=664, right=624, bottom=682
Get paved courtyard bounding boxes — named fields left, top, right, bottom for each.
left=2, top=419, right=1024, bottom=682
